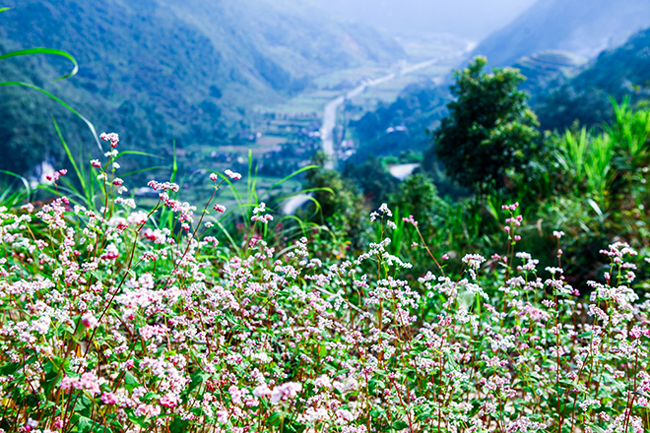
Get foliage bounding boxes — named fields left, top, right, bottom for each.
left=430, top=56, right=541, bottom=194
left=1, top=159, right=650, bottom=432
left=343, top=156, right=398, bottom=208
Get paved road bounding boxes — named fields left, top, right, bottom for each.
left=319, top=57, right=451, bottom=169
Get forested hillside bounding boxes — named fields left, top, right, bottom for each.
left=535, top=28, right=650, bottom=131
left=0, top=0, right=403, bottom=173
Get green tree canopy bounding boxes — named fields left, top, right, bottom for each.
left=431, top=56, right=541, bottom=194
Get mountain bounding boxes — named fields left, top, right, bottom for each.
left=472, top=0, right=650, bottom=67
left=535, top=27, right=650, bottom=131
left=0, top=0, right=404, bottom=174
left=345, top=0, right=650, bottom=164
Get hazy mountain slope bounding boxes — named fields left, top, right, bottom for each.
left=472, top=0, right=650, bottom=67
left=535, top=27, right=650, bottom=131
left=0, top=0, right=404, bottom=173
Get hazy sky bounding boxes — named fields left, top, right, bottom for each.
left=310, top=0, right=539, bottom=40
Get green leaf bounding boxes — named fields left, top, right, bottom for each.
left=76, top=416, right=95, bottom=433
left=123, top=371, right=139, bottom=387
left=0, top=48, right=78, bottom=80
left=169, top=419, right=189, bottom=433
left=0, top=7, right=11, bottom=13
left=53, top=117, right=89, bottom=204
left=392, top=420, right=409, bottom=430
left=267, top=411, right=283, bottom=427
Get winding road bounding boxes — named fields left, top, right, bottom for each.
left=319, top=57, right=450, bottom=169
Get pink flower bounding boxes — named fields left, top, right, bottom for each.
left=91, top=159, right=101, bottom=168
left=100, top=132, right=120, bottom=148
left=214, top=204, right=226, bottom=213
left=403, top=215, right=418, bottom=227
left=101, top=391, right=118, bottom=405
left=159, top=394, right=179, bottom=408
left=82, top=313, right=98, bottom=329
left=209, top=173, right=218, bottom=181
left=225, top=169, right=242, bottom=180
left=270, top=382, right=302, bottom=405
left=253, top=384, right=272, bottom=398
left=135, top=403, right=161, bottom=417
left=112, top=178, right=124, bottom=186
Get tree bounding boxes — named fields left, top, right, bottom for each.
left=390, top=172, right=445, bottom=233
left=302, top=152, right=370, bottom=250
left=431, top=56, right=540, bottom=194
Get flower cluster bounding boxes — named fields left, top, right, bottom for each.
left=251, top=201, right=273, bottom=223
left=0, top=169, right=647, bottom=433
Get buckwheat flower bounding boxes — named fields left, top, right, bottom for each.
left=403, top=215, right=418, bottom=226
left=411, top=242, right=419, bottom=247
left=209, top=173, right=218, bottom=181
left=90, top=159, right=101, bottom=168
left=214, top=204, right=226, bottom=213
left=205, top=221, right=214, bottom=228
left=553, top=230, right=565, bottom=239
left=387, top=220, right=397, bottom=229
left=127, top=211, right=148, bottom=225
left=100, top=244, right=119, bottom=260
left=79, top=372, right=101, bottom=395
left=378, top=203, right=392, bottom=217
left=31, top=316, right=51, bottom=334
left=159, top=393, right=179, bottom=408
left=21, top=203, right=34, bottom=213
left=60, top=376, right=78, bottom=391
left=229, top=385, right=245, bottom=405
left=630, top=326, right=642, bottom=339
left=100, top=132, right=120, bottom=147
left=336, top=408, right=355, bottom=421
left=270, top=382, right=302, bottom=404
left=112, top=178, right=124, bottom=186
left=82, top=313, right=99, bottom=329
left=501, top=202, right=519, bottom=211
left=97, top=173, right=107, bottom=181
left=225, top=169, right=242, bottom=180
left=135, top=403, right=161, bottom=418
left=101, top=391, right=118, bottom=405
left=252, top=383, right=272, bottom=398
left=462, top=254, right=486, bottom=268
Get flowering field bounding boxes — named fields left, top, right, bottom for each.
left=0, top=134, right=649, bottom=433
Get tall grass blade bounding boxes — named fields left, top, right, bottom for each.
left=53, top=117, right=90, bottom=205
left=0, top=81, right=102, bottom=150
left=0, top=48, right=79, bottom=80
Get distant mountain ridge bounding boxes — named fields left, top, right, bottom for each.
left=472, top=0, right=650, bottom=67
left=535, top=27, right=650, bottom=131
left=0, top=0, right=404, bottom=173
